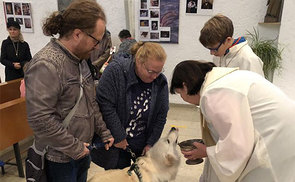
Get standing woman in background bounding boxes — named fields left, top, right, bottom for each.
left=0, top=20, right=32, bottom=81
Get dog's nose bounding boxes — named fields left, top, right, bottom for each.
left=171, top=127, right=176, bottom=131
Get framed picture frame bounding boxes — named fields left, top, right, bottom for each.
left=186, top=0, right=197, bottom=14
left=3, top=1, right=34, bottom=33
left=185, top=0, right=213, bottom=16
left=139, top=0, right=180, bottom=43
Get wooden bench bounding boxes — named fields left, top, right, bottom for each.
left=0, top=79, right=32, bottom=177
left=0, top=78, right=22, bottom=104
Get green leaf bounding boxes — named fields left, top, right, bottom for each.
left=246, top=27, right=282, bottom=80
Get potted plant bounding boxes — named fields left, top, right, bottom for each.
left=246, top=28, right=283, bottom=82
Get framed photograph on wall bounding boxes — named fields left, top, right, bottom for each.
left=160, top=27, right=170, bottom=42
left=151, top=20, right=158, bottom=30
left=141, top=0, right=148, bottom=9
left=198, top=0, right=213, bottom=15
left=3, top=1, right=33, bottom=32
left=186, top=0, right=197, bottom=14
left=185, top=0, right=213, bottom=15
left=150, top=0, right=159, bottom=8
left=150, top=32, right=160, bottom=41
left=140, top=31, right=149, bottom=41
left=150, top=9, right=159, bottom=18
left=201, top=0, right=213, bottom=9
left=140, top=10, right=149, bottom=17
left=139, top=0, right=180, bottom=43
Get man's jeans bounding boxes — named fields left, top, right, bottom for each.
left=46, top=155, right=91, bottom=182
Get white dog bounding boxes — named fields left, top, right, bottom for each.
left=88, top=127, right=181, bottom=182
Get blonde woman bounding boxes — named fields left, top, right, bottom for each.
left=92, top=41, right=169, bottom=170
left=0, top=20, right=31, bottom=81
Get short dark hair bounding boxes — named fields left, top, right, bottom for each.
left=118, top=29, right=131, bottom=39
left=199, top=14, right=233, bottom=47
left=170, top=60, right=215, bottom=95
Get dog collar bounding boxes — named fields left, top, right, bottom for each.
left=127, top=163, right=142, bottom=182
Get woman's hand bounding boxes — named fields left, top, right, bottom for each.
left=181, top=142, right=207, bottom=160
left=141, top=145, right=151, bottom=156
left=103, top=137, right=114, bottom=150
left=114, top=139, right=128, bottom=150
left=13, top=62, right=21, bottom=69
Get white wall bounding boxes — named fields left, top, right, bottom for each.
left=96, top=0, right=126, bottom=47
left=134, top=0, right=271, bottom=103
left=0, top=0, right=57, bottom=81
left=273, top=0, right=295, bottom=100
left=0, top=0, right=126, bottom=81
left=134, top=0, right=293, bottom=103
left=1, top=0, right=294, bottom=102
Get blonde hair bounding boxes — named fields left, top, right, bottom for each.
left=42, top=0, right=106, bottom=38
left=199, top=14, right=233, bottom=47
left=9, top=31, right=24, bottom=43
left=130, top=41, right=167, bottom=63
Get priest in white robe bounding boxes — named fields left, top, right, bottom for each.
left=170, top=60, right=295, bottom=182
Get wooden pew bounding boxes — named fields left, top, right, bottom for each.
left=0, top=79, right=32, bottom=177
left=0, top=98, right=32, bottom=150
left=0, top=78, right=22, bottom=104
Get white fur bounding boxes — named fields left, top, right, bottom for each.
left=88, top=129, right=181, bottom=182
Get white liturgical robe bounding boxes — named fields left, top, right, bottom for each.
left=199, top=68, right=295, bottom=182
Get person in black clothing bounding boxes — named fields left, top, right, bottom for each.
left=1, top=20, right=32, bottom=81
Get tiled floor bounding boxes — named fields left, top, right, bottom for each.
left=0, top=104, right=204, bottom=182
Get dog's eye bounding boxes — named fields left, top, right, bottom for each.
left=167, top=139, right=170, bottom=144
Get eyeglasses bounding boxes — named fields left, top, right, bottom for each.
left=143, top=62, right=165, bottom=75
left=85, top=32, right=100, bottom=47
left=207, top=39, right=225, bottom=52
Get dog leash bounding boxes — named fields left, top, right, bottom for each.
left=126, top=147, right=143, bottom=181
left=87, top=141, right=110, bottom=151
left=127, top=162, right=142, bottom=182
left=126, top=147, right=137, bottom=161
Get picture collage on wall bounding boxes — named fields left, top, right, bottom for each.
left=139, top=0, right=180, bottom=43
left=186, top=0, right=213, bottom=15
left=3, top=1, right=33, bottom=33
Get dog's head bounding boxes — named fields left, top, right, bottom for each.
left=148, top=127, right=181, bottom=167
